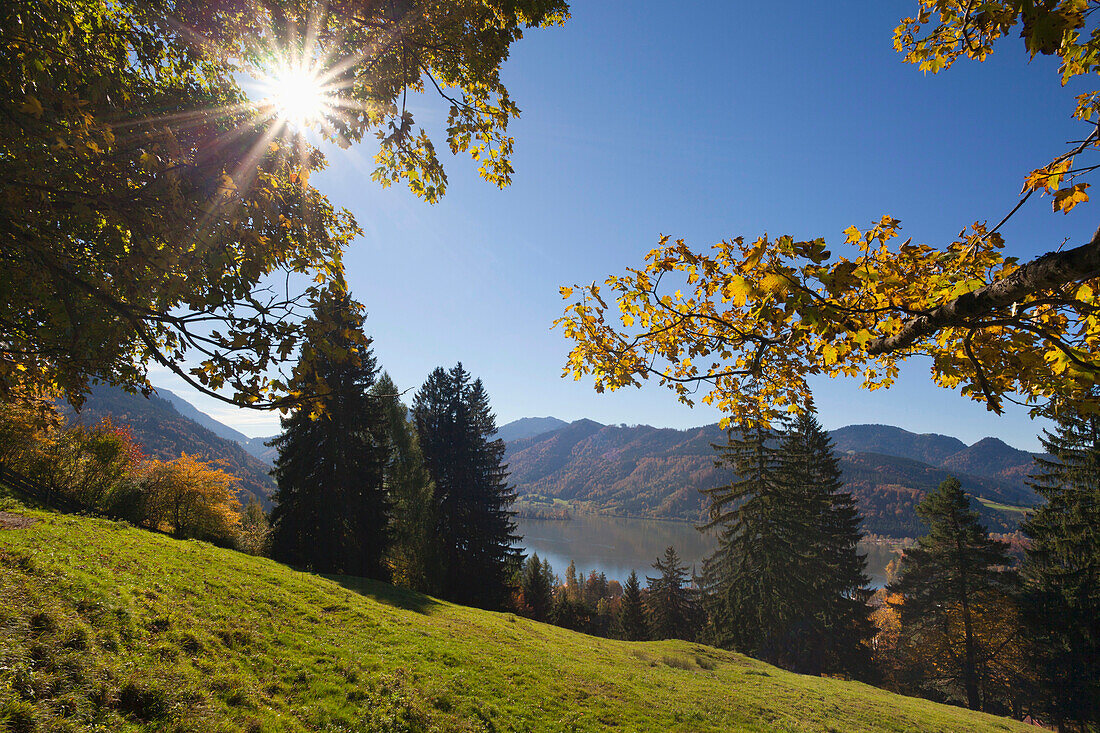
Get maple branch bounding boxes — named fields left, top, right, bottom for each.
left=867, top=227, right=1100, bottom=355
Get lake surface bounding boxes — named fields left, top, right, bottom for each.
left=514, top=514, right=899, bottom=588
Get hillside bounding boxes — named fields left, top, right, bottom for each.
left=504, top=421, right=1038, bottom=537
left=0, top=506, right=1036, bottom=732
left=64, top=386, right=275, bottom=507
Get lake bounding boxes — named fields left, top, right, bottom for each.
left=514, top=514, right=900, bottom=589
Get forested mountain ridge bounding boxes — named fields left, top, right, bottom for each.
left=62, top=386, right=275, bottom=507
left=502, top=419, right=1040, bottom=537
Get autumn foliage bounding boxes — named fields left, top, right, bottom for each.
left=0, top=400, right=243, bottom=544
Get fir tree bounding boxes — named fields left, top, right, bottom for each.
left=617, top=570, right=649, bottom=641
left=645, top=546, right=698, bottom=641
left=778, top=406, right=874, bottom=677
left=413, top=364, right=519, bottom=608
left=374, top=373, right=438, bottom=593
left=888, top=477, right=1016, bottom=711
left=701, top=417, right=803, bottom=657
left=1021, top=404, right=1100, bottom=730
left=268, top=289, right=390, bottom=577
left=519, top=553, right=555, bottom=621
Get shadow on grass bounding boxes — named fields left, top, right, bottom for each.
left=322, top=573, right=441, bottom=614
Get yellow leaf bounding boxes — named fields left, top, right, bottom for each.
left=844, top=225, right=862, bottom=244
left=559, top=286, right=574, bottom=299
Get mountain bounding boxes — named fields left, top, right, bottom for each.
left=64, top=385, right=275, bottom=507
left=153, top=387, right=250, bottom=444
left=0, top=508, right=1037, bottom=732
left=496, top=416, right=568, bottom=443
left=504, top=420, right=1041, bottom=538
left=830, top=424, right=967, bottom=465
left=242, top=435, right=278, bottom=465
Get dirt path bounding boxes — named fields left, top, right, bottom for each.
left=0, top=511, right=38, bottom=530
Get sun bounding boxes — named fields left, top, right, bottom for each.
left=260, top=64, right=336, bottom=128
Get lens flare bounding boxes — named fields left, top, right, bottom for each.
left=260, top=64, right=335, bottom=128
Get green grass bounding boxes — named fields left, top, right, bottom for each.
left=0, top=505, right=1034, bottom=732
left=975, top=497, right=1030, bottom=515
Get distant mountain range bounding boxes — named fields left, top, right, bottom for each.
left=65, top=386, right=276, bottom=508
left=501, top=418, right=1041, bottom=538
left=65, top=387, right=1045, bottom=539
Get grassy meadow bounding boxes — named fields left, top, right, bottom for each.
left=0, top=503, right=1035, bottom=732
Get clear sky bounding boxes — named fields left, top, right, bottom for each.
left=154, top=1, right=1097, bottom=451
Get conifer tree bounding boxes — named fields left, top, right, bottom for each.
left=645, top=546, right=698, bottom=641
left=888, top=477, right=1016, bottom=711
left=374, top=373, right=438, bottom=593
left=268, top=289, right=390, bottom=577
left=413, top=364, right=519, bottom=608
left=1021, top=404, right=1100, bottom=730
left=519, top=553, right=555, bottom=621
left=617, top=570, right=649, bottom=641
left=701, top=416, right=802, bottom=657
left=779, top=405, right=874, bottom=677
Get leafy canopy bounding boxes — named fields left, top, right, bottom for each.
left=557, top=1, right=1100, bottom=423
left=2, top=0, right=568, bottom=410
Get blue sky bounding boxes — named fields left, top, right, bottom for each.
left=156, top=1, right=1095, bottom=451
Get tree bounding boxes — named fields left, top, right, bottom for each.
left=616, top=570, right=649, bottom=641
left=268, top=288, right=391, bottom=577
left=413, top=363, right=519, bottom=608
left=701, top=417, right=806, bottom=658
left=238, top=498, right=271, bottom=556
left=777, top=405, right=875, bottom=677
left=374, top=372, right=438, bottom=593
left=518, top=553, right=555, bottom=621
left=645, top=546, right=698, bottom=641
left=1020, top=401, right=1100, bottom=730
left=142, top=453, right=242, bottom=543
left=557, top=2, right=1100, bottom=423
left=2, top=0, right=568, bottom=410
left=888, top=477, right=1018, bottom=711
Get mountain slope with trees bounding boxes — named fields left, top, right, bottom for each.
left=503, top=420, right=1039, bottom=536
left=63, top=386, right=275, bottom=507
left=0, top=507, right=1039, bottom=732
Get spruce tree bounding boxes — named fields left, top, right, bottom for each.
left=779, top=406, right=874, bottom=677
left=701, top=417, right=803, bottom=657
left=645, top=546, right=698, bottom=641
left=374, top=373, right=437, bottom=593
left=520, top=553, right=554, bottom=621
left=1021, top=404, right=1100, bottom=730
left=887, top=477, right=1016, bottom=711
left=268, top=288, right=390, bottom=577
left=413, top=364, right=519, bottom=608
left=617, top=570, right=649, bottom=641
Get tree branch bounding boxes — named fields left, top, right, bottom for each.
left=867, top=227, right=1100, bottom=355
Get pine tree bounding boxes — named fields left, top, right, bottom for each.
left=778, top=406, right=874, bottom=677
left=645, top=546, right=698, bottom=641
left=519, top=553, right=554, bottom=621
left=701, top=417, right=803, bottom=657
left=1021, top=404, right=1100, bottom=730
left=617, top=570, right=649, bottom=641
left=413, top=364, right=519, bottom=608
left=268, top=289, right=390, bottom=578
left=374, top=373, right=438, bottom=593
left=888, top=477, right=1016, bottom=711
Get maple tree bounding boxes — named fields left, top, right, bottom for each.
left=2, top=0, right=568, bottom=410
left=557, top=1, right=1100, bottom=422
left=142, top=453, right=242, bottom=541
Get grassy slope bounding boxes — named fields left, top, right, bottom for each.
left=0, top=509, right=1032, bottom=733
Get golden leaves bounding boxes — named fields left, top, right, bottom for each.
left=1054, top=182, right=1090, bottom=213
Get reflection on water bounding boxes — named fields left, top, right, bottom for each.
left=514, top=514, right=900, bottom=589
